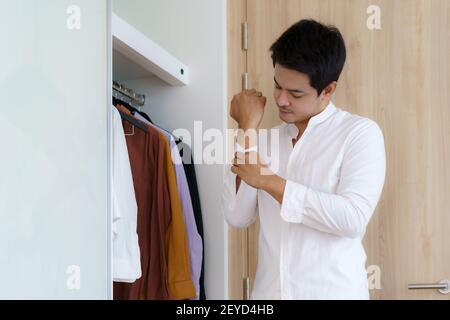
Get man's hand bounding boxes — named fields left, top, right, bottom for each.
left=231, top=151, right=270, bottom=189
left=230, top=89, right=267, bottom=194
left=231, top=151, right=287, bottom=204
left=230, top=89, right=267, bottom=131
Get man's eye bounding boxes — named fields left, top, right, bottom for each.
left=292, top=95, right=302, bottom=99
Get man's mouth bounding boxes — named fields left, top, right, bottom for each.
left=279, top=108, right=293, bottom=113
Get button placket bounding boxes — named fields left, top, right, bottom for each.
left=286, top=127, right=310, bottom=175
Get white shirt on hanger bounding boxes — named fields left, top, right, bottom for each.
left=112, top=106, right=141, bottom=283
left=222, top=101, right=386, bottom=299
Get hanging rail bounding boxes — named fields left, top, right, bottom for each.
left=113, top=81, right=145, bottom=106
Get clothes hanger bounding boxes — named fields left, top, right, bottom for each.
left=113, top=96, right=155, bottom=125
left=116, top=108, right=148, bottom=133
left=113, top=97, right=135, bottom=112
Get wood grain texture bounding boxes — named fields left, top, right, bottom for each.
left=227, top=0, right=248, bottom=300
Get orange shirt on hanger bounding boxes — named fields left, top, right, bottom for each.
left=159, top=131, right=196, bottom=300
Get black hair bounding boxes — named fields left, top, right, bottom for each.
left=270, top=19, right=346, bottom=96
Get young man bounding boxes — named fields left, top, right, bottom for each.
left=222, top=19, right=386, bottom=299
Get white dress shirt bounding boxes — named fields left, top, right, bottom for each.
left=222, top=101, right=386, bottom=299
left=112, top=106, right=142, bottom=283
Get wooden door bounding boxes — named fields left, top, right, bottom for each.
left=228, top=0, right=450, bottom=299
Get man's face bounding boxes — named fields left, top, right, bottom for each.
left=273, top=64, right=322, bottom=125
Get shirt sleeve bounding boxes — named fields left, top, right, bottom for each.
left=280, top=120, right=386, bottom=239
left=221, top=163, right=258, bottom=228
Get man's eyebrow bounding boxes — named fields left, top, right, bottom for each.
left=274, top=77, right=305, bottom=93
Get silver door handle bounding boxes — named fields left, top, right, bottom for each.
left=408, top=279, right=450, bottom=294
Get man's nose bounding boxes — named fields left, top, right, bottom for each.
left=276, top=90, right=290, bottom=107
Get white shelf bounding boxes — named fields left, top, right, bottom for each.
left=112, top=13, right=189, bottom=86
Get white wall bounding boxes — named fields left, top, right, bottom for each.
left=0, top=0, right=110, bottom=299
left=112, top=0, right=228, bottom=299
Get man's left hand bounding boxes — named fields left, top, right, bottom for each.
left=231, top=151, right=272, bottom=189
left=231, top=151, right=287, bottom=204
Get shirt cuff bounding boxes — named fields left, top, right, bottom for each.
left=234, top=136, right=258, bottom=153
left=224, top=164, right=255, bottom=211
left=280, top=180, right=308, bottom=223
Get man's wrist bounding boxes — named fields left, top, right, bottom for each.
left=260, top=174, right=287, bottom=204
left=235, top=130, right=258, bottom=152
left=239, top=121, right=258, bottom=131
left=235, top=142, right=258, bottom=153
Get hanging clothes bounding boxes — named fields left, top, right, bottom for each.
left=111, top=106, right=141, bottom=283
left=159, top=131, right=196, bottom=300
left=113, top=108, right=172, bottom=300
left=113, top=104, right=196, bottom=300
left=135, top=113, right=203, bottom=300
left=177, top=139, right=206, bottom=300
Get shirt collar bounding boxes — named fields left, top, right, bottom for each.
left=286, top=101, right=337, bottom=139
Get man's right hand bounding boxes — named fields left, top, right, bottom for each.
left=230, top=89, right=267, bottom=130
left=230, top=89, right=266, bottom=193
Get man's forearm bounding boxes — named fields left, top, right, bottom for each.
left=261, top=174, right=287, bottom=204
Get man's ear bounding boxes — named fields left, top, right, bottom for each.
left=320, top=81, right=337, bottom=100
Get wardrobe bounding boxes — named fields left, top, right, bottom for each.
left=0, top=0, right=227, bottom=299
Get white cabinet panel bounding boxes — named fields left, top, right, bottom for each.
left=0, top=0, right=111, bottom=299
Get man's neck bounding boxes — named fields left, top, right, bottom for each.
left=294, top=120, right=309, bottom=140
left=295, top=102, right=329, bottom=134
left=293, top=100, right=329, bottom=142
left=292, top=121, right=307, bottom=147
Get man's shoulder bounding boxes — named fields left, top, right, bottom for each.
left=334, top=107, right=381, bottom=132
left=333, top=108, right=384, bottom=148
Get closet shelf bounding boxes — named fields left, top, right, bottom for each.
left=112, top=13, right=189, bottom=86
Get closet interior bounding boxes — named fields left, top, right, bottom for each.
left=111, top=12, right=205, bottom=300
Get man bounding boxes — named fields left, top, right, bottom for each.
left=222, top=19, right=386, bottom=299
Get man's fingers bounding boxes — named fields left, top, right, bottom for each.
left=233, top=154, right=243, bottom=166
left=252, top=90, right=263, bottom=97
left=234, top=151, right=245, bottom=162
